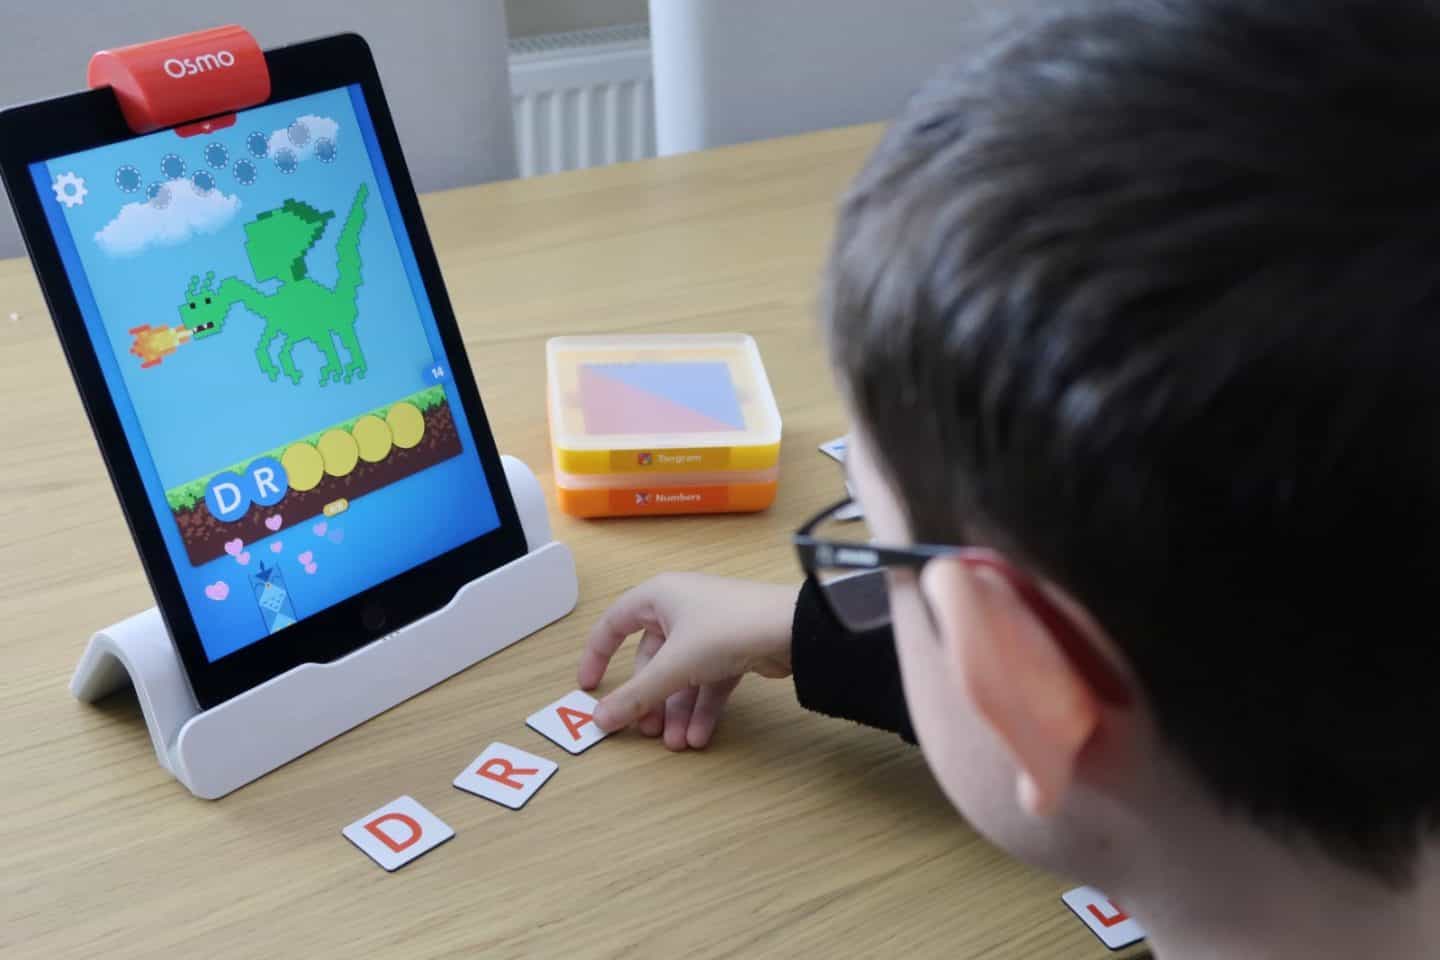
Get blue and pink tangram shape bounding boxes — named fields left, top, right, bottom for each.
left=548, top=339, right=782, bottom=517
left=577, top=361, right=745, bottom=435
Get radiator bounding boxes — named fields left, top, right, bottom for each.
left=508, top=24, right=656, bottom=178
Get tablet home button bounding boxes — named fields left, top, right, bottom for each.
left=362, top=605, right=387, bottom=632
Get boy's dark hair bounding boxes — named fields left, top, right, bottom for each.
left=827, top=0, right=1440, bottom=886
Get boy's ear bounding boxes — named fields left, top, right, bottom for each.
left=920, top=553, right=1101, bottom=817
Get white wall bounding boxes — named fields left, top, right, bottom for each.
left=650, top=0, right=1036, bottom=155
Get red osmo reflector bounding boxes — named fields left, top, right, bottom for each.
left=87, top=25, right=270, bottom=135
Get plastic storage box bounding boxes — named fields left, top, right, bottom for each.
left=546, top=333, right=783, bottom=518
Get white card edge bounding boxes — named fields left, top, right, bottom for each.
left=1059, top=890, right=1145, bottom=951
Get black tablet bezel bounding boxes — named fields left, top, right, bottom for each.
left=0, top=33, right=529, bottom=710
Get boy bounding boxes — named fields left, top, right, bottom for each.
left=578, top=1, right=1440, bottom=956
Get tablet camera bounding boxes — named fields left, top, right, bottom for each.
left=232, top=159, right=258, bottom=186
left=160, top=153, right=186, bottom=180
left=114, top=164, right=142, bottom=193
left=204, top=142, right=229, bottom=169
left=246, top=130, right=269, bottom=159
left=273, top=147, right=299, bottom=175
left=314, top=137, right=337, bottom=164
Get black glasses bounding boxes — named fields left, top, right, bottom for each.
left=793, top=498, right=951, bottom=633
left=792, top=497, right=1134, bottom=706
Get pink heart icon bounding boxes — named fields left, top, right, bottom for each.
left=224, top=538, right=243, bottom=557
left=265, top=515, right=283, bottom=531
left=235, top=551, right=251, bottom=565
left=304, top=562, right=317, bottom=575
left=270, top=541, right=283, bottom=553
left=297, top=550, right=313, bottom=566
left=312, top=521, right=327, bottom=536
left=204, top=581, right=229, bottom=601
left=328, top=529, right=345, bottom=544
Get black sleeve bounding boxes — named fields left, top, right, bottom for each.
left=789, top=577, right=916, bottom=744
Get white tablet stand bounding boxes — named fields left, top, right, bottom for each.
left=69, top=455, right=577, bottom=800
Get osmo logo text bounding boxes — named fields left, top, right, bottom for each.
left=163, top=50, right=236, bottom=79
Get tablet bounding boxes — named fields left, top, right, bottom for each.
left=0, top=34, right=528, bottom=709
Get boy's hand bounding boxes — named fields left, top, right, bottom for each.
left=579, top=574, right=798, bottom=750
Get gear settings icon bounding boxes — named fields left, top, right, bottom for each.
left=52, top=171, right=88, bottom=208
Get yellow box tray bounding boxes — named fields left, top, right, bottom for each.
left=546, top=333, right=782, bottom=476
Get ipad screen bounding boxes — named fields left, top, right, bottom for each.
left=29, top=85, right=503, bottom=661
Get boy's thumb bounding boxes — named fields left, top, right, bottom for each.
left=594, top=643, right=686, bottom=731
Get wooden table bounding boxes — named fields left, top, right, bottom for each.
left=0, top=125, right=1145, bottom=959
